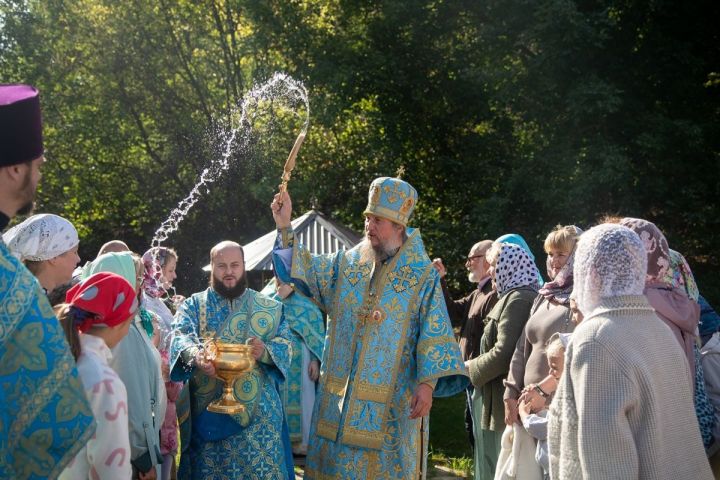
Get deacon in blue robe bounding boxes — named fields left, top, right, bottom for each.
left=169, top=241, right=293, bottom=480
left=262, top=277, right=325, bottom=452
left=271, top=177, right=469, bottom=479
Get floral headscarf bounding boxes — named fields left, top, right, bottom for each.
left=493, top=243, right=540, bottom=297
left=663, top=249, right=700, bottom=302
left=619, top=217, right=670, bottom=284
left=142, top=247, right=173, bottom=299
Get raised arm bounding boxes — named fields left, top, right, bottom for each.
left=271, top=190, right=292, bottom=230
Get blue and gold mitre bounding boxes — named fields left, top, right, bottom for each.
left=363, top=177, right=418, bottom=226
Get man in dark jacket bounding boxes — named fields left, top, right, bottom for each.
left=433, top=240, right=499, bottom=449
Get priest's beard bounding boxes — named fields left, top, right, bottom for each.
left=16, top=201, right=34, bottom=216
left=16, top=168, right=35, bottom=216
left=358, top=235, right=403, bottom=264
left=210, top=272, right=248, bottom=299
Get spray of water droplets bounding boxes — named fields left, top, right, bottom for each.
left=150, top=72, right=309, bottom=249
left=144, top=73, right=308, bottom=355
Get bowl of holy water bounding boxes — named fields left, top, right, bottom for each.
left=206, top=340, right=256, bottom=414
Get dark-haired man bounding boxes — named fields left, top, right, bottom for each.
left=169, top=241, right=294, bottom=479
left=1, top=84, right=95, bottom=478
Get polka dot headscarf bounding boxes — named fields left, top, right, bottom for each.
left=494, top=243, right=541, bottom=297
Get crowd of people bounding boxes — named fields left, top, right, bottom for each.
left=2, top=83, right=719, bottom=480
left=437, top=221, right=720, bottom=479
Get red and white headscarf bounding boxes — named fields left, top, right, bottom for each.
left=65, top=272, right=138, bottom=332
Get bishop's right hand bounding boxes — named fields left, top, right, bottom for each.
left=271, top=190, right=292, bottom=229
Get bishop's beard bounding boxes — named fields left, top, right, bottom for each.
left=358, top=236, right=402, bottom=265
left=210, top=273, right=248, bottom=300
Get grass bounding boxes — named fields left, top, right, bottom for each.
left=428, top=392, right=473, bottom=477
left=292, top=392, right=473, bottom=478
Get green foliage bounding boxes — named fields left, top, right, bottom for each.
left=1, top=0, right=718, bottom=302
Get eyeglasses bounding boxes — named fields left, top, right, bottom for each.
left=466, top=255, right=484, bottom=263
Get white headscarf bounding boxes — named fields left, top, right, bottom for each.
left=493, top=243, right=540, bottom=297
left=2, top=213, right=79, bottom=261
left=572, top=224, right=646, bottom=316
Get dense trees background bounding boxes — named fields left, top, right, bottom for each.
left=2, top=0, right=718, bottom=303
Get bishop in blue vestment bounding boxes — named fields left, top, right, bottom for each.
left=271, top=177, right=469, bottom=479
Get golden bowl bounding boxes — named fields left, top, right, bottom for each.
left=207, top=342, right=256, bottom=415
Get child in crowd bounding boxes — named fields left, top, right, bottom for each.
left=57, top=272, right=139, bottom=480
left=518, top=297, right=582, bottom=404
left=518, top=333, right=571, bottom=480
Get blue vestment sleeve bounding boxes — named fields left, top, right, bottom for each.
left=274, top=246, right=317, bottom=298
left=416, top=269, right=470, bottom=397
left=273, top=227, right=343, bottom=313
left=262, top=312, right=294, bottom=382
left=0, top=276, right=96, bottom=479
left=274, top=248, right=293, bottom=281
left=169, top=297, right=202, bottom=382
